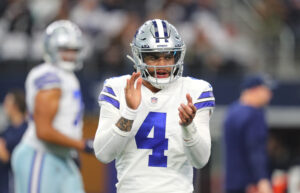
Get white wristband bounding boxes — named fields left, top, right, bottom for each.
left=182, top=121, right=197, bottom=142
left=121, top=106, right=138, bottom=120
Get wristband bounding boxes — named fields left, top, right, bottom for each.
left=182, top=121, right=197, bottom=142
left=121, top=106, right=138, bottom=120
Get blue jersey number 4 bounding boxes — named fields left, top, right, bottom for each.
left=135, top=112, right=168, bottom=167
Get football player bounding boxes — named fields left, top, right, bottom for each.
left=94, top=19, right=215, bottom=193
left=11, top=20, right=93, bottom=193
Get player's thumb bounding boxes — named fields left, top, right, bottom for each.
left=186, top=93, right=193, bottom=104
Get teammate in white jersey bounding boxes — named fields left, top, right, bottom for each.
left=94, top=19, right=215, bottom=193
left=11, top=20, right=93, bottom=193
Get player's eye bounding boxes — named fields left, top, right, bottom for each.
left=143, top=53, right=159, bottom=61
left=164, top=54, right=174, bottom=60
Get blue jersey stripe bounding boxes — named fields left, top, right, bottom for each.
left=28, top=151, right=37, bottom=193
left=161, top=20, right=169, bottom=43
left=36, top=79, right=61, bottom=89
left=34, top=72, right=61, bottom=89
left=37, top=154, right=45, bottom=193
left=194, top=100, right=215, bottom=110
left=99, top=94, right=120, bottom=109
left=152, top=20, right=160, bottom=43
left=102, top=86, right=116, bottom=96
left=198, top=91, right=214, bottom=99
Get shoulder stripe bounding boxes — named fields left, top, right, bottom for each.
left=198, top=91, right=214, bottom=99
left=102, top=86, right=116, bottom=96
left=194, top=100, right=215, bottom=110
left=34, top=72, right=61, bottom=89
left=99, top=94, right=120, bottom=109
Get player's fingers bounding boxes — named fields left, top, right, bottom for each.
left=129, top=72, right=138, bottom=88
left=125, top=79, right=130, bottom=92
left=136, top=77, right=142, bottom=91
left=178, top=111, right=187, bottom=125
left=188, top=103, right=197, bottom=115
left=180, top=104, right=194, bottom=118
left=129, top=72, right=141, bottom=89
left=127, top=74, right=133, bottom=89
left=179, top=104, right=191, bottom=120
left=132, top=72, right=141, bottom=84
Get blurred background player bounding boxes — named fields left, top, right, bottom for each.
left=0, top=89, right=27, bottom=193
left=11, top=20, right=94, bottom=193
left=93, top=19, right=215, bottom=193
left=223, top=75, right=274, bottom=193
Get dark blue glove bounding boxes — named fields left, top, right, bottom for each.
left=70, top=150, right=81, bottom=168
left=84, top=139, right=94, bottom=154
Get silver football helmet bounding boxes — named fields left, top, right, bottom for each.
left=43, top=20, right=84, bottom=71
left=128, top=19, right=186, bottom=89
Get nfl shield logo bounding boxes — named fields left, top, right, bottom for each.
left=151, top=97, right=158, bottom=104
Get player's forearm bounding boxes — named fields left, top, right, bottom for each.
left=94, top=108, right=136, bottom=162
left=116, top=117, right=134, bottom=132
left=183, top=135, right=211, bottom=169
left=36, top=125, right=84, bottom=150
left=94, top=121, right=132, bottom=163
left=182, top=110, right=212, bottom=169
left=94, top=104, right=134, bottom=163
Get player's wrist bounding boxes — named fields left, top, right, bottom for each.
left=121, top=106, right=138, bottom=120
left=182, top=121, right=197, bottom=142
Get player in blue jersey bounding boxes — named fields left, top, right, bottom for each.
left=11, top=20, right=93, bottom=193
left=93, top=19, right=215, bottom=193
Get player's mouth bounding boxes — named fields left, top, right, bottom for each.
left=154, top=70, right=170, bottom=78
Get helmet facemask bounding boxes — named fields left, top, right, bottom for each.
left=136, top=50, right=184, bottom=89
left=56, top=47, right=83, bottom=71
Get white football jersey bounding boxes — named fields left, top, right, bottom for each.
left=98, top=75, right=215, bottom=193
left=22, top=63, right=84, bottom=157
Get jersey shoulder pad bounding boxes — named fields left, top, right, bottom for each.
left=28, top=63, right=61, bottom=90
left=184, top=77, right=215, bottom=111
left=98, top=75, right=130, bottom=109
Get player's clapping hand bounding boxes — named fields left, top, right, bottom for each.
left=178, top=94, right=197, bottom=126
left=125, top=72, right=142, bottom=110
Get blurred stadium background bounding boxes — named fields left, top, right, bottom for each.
left=0, top=0, right=299, bottom=192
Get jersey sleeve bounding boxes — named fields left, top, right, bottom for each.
left=182, top=109, right=212, bottom=169
left=94, top=77, right=133, bottom=163
left=193, top=81, right=215, bottom=112
left=98, top=79, right=120, bottom=110
left=181, top=78, right=214, bottom=168
left=33, top=71, right=61, bottom=90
